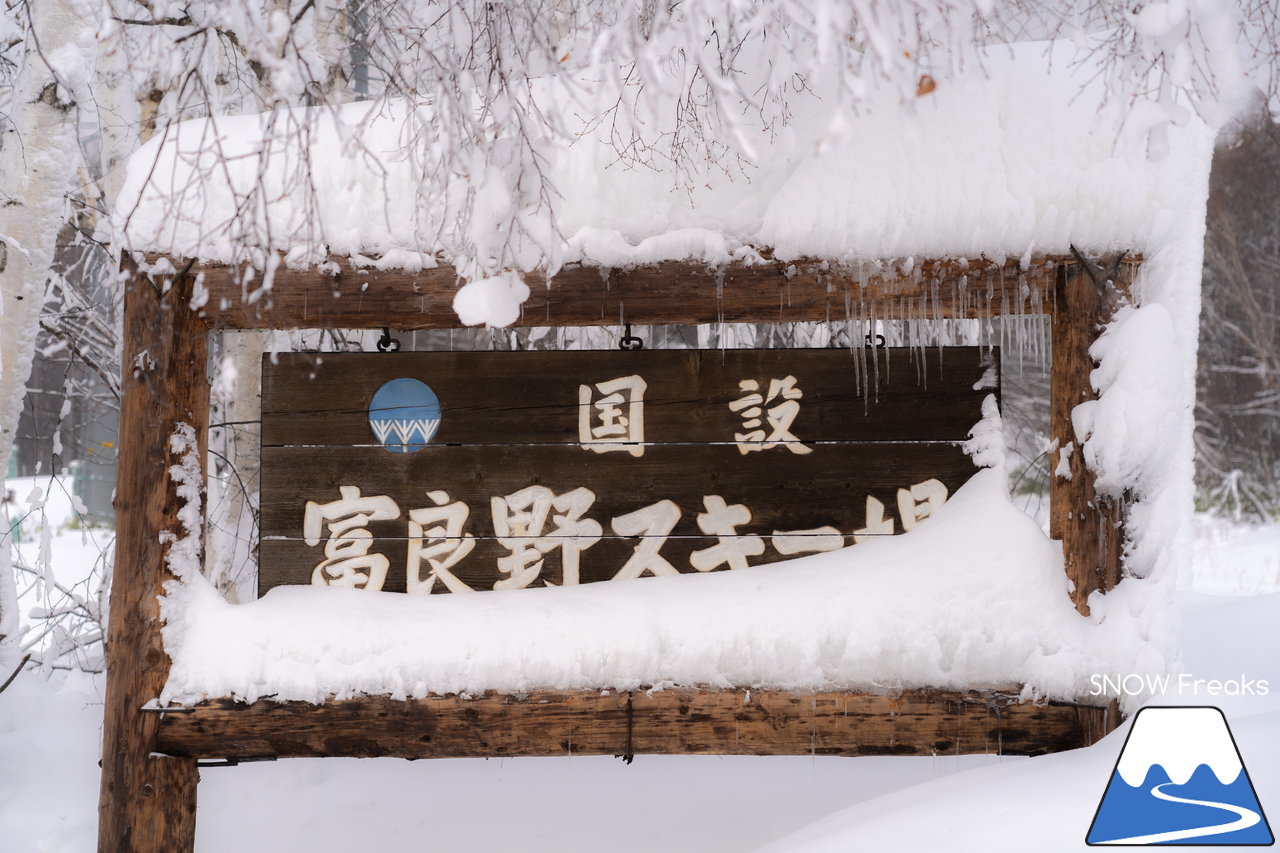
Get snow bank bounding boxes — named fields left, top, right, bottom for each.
left=159, top=469, right=1163, bottom=707
left=12, top=502, right=1280, bottom=853
left=1185, top=518, right=1280, bottom=595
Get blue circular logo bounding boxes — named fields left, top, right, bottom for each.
left=368, top=378, right=441, bottom=453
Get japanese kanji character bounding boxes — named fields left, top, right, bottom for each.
left=303, top=485, right=400, bottom=590
left=853, top=495, right=894, bottom=543
left=406, top=490, right=476, bottom=594
left=728, top=375, right=812, bottom=455
left=897, top=478, right=948, bottom=531
left=689, top=495, right=764, bottom=572
left=579, top=375, right=647, bottom=457
left=491, top=485, right=602, bottom=589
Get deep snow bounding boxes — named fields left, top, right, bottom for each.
left=1, top=518, right=1276, bottom=852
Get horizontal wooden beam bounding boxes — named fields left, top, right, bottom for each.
left=154, top=688, right=1116, bottom=760
left=145, top=254, right=1130, bottom=331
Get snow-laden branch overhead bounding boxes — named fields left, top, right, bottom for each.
left=115, top=38, right=1216, bottom=285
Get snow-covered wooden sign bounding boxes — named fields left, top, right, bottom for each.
left=258, top=348, right=997, bottom=596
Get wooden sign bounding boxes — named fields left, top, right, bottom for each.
left=259, top=347, right=998, bottom=596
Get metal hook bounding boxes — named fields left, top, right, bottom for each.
left=619, top=323, right=644, bottom=351
left=863, top=320, right=886, bottom=348
left=377, top=328, right=401, bottom=352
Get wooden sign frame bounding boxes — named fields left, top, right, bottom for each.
left=99, top=253, right=1134, bottom=851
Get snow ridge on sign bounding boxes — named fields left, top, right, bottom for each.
left=160, top=469, right=1170, bottom=708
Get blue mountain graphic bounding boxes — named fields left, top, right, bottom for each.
left=368, top=378, right=442, bottom=453
left=1089, top=763, right=1274, bottom=845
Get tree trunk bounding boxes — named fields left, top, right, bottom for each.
left=207, top=330, right=270, bottom=601
left=0, top=0, right=86, bottom=667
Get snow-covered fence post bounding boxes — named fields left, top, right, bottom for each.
left=98, top=256, right=205, bottom=852
left=1050, top=256, right=1135, bottom=615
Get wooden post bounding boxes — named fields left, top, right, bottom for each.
left=98, top=259, right=206, bottom=852
left=1050, top=259, right=1131, bottom=615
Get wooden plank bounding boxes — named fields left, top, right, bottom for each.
left=261, top=348, right=997, bottom=447
left=258, top=441, right=978, bottom=593
left=98, top=259, right=203, bottom=853
left=154, top=689, right=1116, bottom=760
left=1050, top=260, right=1130, bottom=615
left=169, top=254, right=1066, bottom=330
left=259, top=347, right=991, bottom=595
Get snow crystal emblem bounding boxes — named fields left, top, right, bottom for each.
left=368, top=378, right=442, bottom=453
left=1086, top=706, right=1273, bottom=846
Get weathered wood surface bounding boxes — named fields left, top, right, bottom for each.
left=1050, top=260, right=1131, bottom=615
left=259, top=348, right=993, bottom=594
left=155, top=689, right=1116, bottom=760
left=262, top=348, right=997, bottom=446
left=98, top=260, right=202, bottom=853
left=164, top=253, right=1066, bottom=330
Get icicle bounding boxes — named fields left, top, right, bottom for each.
left=869, top=295, right=882, bottom=402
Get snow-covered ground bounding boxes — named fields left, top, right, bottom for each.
left=1, top=515, right=1276, bottom=852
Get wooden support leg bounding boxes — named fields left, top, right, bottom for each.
left=1050, top=259, right=1132, bottom=615
left=99, top=260, right=208, bottom=852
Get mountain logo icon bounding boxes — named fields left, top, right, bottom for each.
left=368, top=378, right=442, bottom=453
left=1087, top=706, right=1274, bottom=846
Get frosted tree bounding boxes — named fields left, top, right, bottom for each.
left=107, top=1, right=1280, bottom=282
left=1196, top=103, right=1280, bottom=520
left=0, top=0, right=94, bottom=671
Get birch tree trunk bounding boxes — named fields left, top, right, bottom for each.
left=207, top=331, right=268, bottom=602
left=206, top=0, right=351, bottom=601
left=0, top=0, right=88, bottom=668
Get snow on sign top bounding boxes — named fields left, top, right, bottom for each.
left=113, top=40, right=1212, bottom=280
